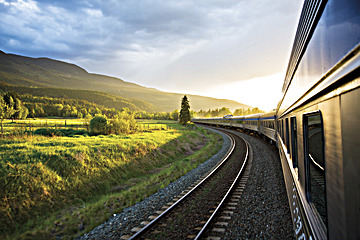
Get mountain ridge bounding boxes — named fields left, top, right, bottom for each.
left=0, top=50, right=252, bottom=112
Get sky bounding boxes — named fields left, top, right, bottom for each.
left=0, top=0, right=304, bottom=111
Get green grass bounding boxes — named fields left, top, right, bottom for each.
left=1, top=118, right=88, bottom=136
left=0, top=119, right=222, bottom=239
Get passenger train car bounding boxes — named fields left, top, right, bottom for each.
left=192, top=0, right=359, bottom=239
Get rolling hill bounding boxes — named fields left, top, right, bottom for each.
left=0, top=82, right=156, bottom=112
left=0, top=50, right=251, bottom=112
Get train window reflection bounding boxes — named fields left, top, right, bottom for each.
left=304, top=112, right=327, bottom=229
left=285, top=118, right=290, bottom=153
left=290, top=117, right=298, bottom=168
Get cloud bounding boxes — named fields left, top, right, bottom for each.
left=0, top=0, right=303, bottom=107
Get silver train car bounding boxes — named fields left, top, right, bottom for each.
left=193, top=0, right=359, bottom=239
left=192, top=111, right=276, bottom=143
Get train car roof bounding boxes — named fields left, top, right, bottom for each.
left=229, top=115, right=245, bottom=120
left=192, top=117, right=223, bottom=121
left=244, top=113, right=261, bottom=120
left=259, top=109, right=276, bottom=119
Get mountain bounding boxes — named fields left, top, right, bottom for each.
left=0, top=51, right=251, bottom=112
left=0, top=82, right=155, bottom=112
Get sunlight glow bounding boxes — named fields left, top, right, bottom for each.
left=200, top=73, right=284, bottom=112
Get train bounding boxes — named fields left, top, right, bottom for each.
left=192, top=0, right=359, bottom=239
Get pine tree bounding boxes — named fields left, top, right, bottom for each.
left=179, top=95, right=190, bottom=125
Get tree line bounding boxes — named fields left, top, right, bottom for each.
left=1, top=91, right=263, bottom=125
left=194, top=107, right=264, bottom=118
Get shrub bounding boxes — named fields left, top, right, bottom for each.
left=89, top=115, right=108, bottom=135
left=108, top=112, right=139, bottom=134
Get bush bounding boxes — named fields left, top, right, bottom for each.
left=89, top=115, right=108, bottom=135
left=108, top=112, right=139, bottom=134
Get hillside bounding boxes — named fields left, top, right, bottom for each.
left=0, top=51, right=251, bottom=112
left=0, top=82, right=155, bottom=112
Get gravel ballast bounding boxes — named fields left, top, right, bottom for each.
left=80, top=128, right=231, bottom=239
left=224, top=130, right=294, bottom=239
left=80, top=127, right=294, bottom=239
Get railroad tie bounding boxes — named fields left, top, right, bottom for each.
left=206, top=237, right=221, bottom=240
left=215, top=221, right=229, bottom=226
left=223, top=210, right=234, bottom=215
left=131, top=227, right=142, bottom=232
left=120, top=235, right=131, bottom=240
left=212, top=227, right=225, bottom=233
left=220, top=216, right=231, bottom=220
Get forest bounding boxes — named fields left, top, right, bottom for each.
left=193, top=106, right=264, bottom=118
left=0, top=88, right=264, bottom=124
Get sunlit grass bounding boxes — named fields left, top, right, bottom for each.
left=0, top=119, right=223, bottom=239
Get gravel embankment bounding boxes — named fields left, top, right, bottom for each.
left=224, top=130, right=294, bottom=239
left=80, top=127, right=294, bottom=239
left=80, top=128, right=231, bottom=239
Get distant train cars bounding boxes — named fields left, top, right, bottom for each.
left=258, top=110, right=276, bottom=142
left=194, top=111, right=276, bottom=142
left=193, top=0, right=360, bottom=239
left=223, top=114, right=233, bottom=118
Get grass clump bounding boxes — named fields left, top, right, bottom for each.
left=33, top=128, right=89, bottom=137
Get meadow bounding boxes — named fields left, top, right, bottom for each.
left=0, top=118, right=222, bottom=239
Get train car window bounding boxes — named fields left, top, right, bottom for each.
left=303, top=112, right=327, bottom=229
left=290, top=117, right=298, bottom=168
left=281, top=120, right=285, bottom=140
left=285, top=118, right=290, bottom=153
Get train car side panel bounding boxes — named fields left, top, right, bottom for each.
left=340, top=87, right=360, bottom=239
left=319, top=96, right=345, bottom=239
left=278, top=136, right=313, bottom=239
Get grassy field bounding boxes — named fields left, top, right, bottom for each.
left=0, top=118, right=222, bottom=239
left=1, top=118, right=179, bottom=136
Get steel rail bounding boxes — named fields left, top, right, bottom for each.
left=129, top=131, right=236, bottom=240
left=195, top=134, right=250, bottom=240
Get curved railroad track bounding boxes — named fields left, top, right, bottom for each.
left=122, top=127, right=252, bottom=239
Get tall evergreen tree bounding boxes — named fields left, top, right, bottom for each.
left=179, top=95, right=190, bottom=125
